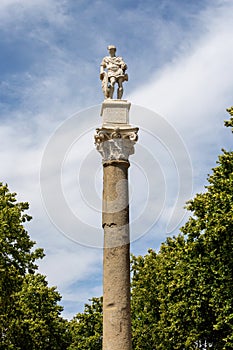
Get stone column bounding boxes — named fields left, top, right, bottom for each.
left=95, top=100, right=138, bottom=350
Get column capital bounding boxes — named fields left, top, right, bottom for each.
left=95, top=99, right=139, bottom=162
left=94, top=125, right=138, bottom=162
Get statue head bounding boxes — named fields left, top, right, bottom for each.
left=107, top=45, right=116, bottom=52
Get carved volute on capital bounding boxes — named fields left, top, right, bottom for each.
left=94, top=126, right=138, bottom=162
left=95, top=126, right=138, bottom=146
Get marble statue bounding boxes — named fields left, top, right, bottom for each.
left=100, top=45, right=128, bottom=100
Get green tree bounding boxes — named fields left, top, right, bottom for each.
left=68, top=297, right=103, bottom=350
left=0, top=183, right=70, bottom=349
left=131, top=249, right=160, bottom=349
left=131, top=109, right=233, bottom=349
left=225, top=106, right=233, bottom=130
left=0, top=183, right=43, bottom=347
left=8, top=273, right=70, bottom=350
left=179, top=150, right=233, bottom=348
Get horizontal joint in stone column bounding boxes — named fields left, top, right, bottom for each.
left=103, top=159, right=130, bottom=168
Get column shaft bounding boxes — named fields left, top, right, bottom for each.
left=102, top=160, right=132, bottom=350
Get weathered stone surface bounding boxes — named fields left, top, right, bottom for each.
left=101, top=100, right=131, bottom=124
left=95, top=125, right=138, bottom=144
left=103, top=244, right=131, bottom=349
left=95, top=99, right=138, bottom=350
left=102, top=161, right=132, bottom=350
left=96, top=139, right=135, bottom=162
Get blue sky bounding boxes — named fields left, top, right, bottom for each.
left=1, top=0, right=233, bottom=319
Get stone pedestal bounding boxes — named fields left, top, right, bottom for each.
left=95, top=100, right=138, bottom=350
left=101, top=100, right=130, bottom=125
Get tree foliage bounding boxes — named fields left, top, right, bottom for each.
left=131, top=110, right=233, bottom=349
left=225, top=106, right=233, bottom=131
left=0, top=183, right=70, bottom=349
left=5, top=273, right=70, bottom=350
left=68, top=297, right=103, bottom=350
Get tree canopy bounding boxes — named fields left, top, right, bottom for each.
left=130, top=109, right=233, bottom=349
left=0, top=183, right=70, bottom=349
left=225, top=106, right=233, bottom=131
left=68, top=297, right=103, bottom=350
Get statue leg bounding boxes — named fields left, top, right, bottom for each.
left=117, top=78, right=124, bottom=99
left=109, top=77, right=116, bottom=99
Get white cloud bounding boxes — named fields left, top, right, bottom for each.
left=130, top=9, right=233, bottom=120
left=0, top=0, right=68, bottom=27
left=38, top=246, right=101, bottom=290
left=129, top=0, right=233, bottom=191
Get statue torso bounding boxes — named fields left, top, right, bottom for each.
left=101, top=56, right=125, bottom=78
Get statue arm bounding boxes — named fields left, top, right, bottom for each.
left=100, top=58, right=107, bottom=80
left=117, top=57, right=127, bottom=71
left=100, top=65, right=105, bottom=80
left=122, top=62, right=127, bottom=71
